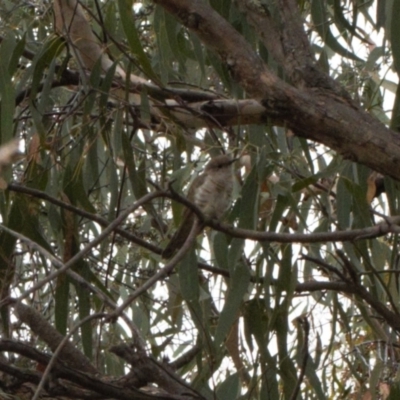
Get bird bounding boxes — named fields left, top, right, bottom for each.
left=162, top=154, right=236, bottom=259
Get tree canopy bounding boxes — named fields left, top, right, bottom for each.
left=1, top=0, right=400, bottom=399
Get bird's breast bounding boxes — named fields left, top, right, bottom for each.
left=194, top=171, right=233, bottom=219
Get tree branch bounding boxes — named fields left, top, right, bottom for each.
left=153, top=0, right=400, bottom=182
left=32, top=312, right=106, bottom=400
left=9, top=182, right=400, bottom=251
left=109, top=219, right=201, bottom=320
left=110, top=343, right=202, bottom=398
left=0, top=340, right=181, bottom=400
left=295, top=277, right=400, bottom=332
left=7, top=182, right=163, bottom=254
left=1, top=190, right=164, bottom=305
left=15, top=302, right=98, bottom=375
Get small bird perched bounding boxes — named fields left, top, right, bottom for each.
left=162, top=154, right=236, bottom=259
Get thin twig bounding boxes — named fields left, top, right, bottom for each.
left=9, top=182, right=400, bottom=246
left=109, top=219, right=201, bottom=320
left=301, top=253, right=348, bottom=282
left=0, top=226, right=142, bottom=339
left=7, top=183, right=162, bottom=254
left=14, top=191, right=162, bottom=303
left=32, top=312, right=106, bottom=400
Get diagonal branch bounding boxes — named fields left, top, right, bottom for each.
left=153, top=0, right=400, bottom=182
left=1, top=190, right=164, bottom=304
left=296, top=275, right=400, bottom=331
left=109, top=219, right=201, bottom=320
left=0, top=340, right=180, bottom=400
left=235, top=0, right=285, bottom=65
left=9, top=182, right=400, bottom=250
left=15, top=302, right=98, bottom=375
left=236, top=0, right=347, bottom=96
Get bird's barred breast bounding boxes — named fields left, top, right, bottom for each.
left=194, top=172, right=233, bottom=219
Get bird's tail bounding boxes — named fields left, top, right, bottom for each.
left=162, top=214, right=202, bottom=259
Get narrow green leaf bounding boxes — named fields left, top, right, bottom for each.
left=383, top=176, right=400, bottom=215
left=238, top=163, right=260, bottom=230
left=227, top=238, right=245, bottom=273
left=333, top=0, right=364, bottom=43
left=311, top=0, right=363, bottom=62
left=0, top=33, right=16, bottom=144
left=206, top=50, right=232, bottom=92
left=30, top=36, right=65, bottom=100
left=299, top=138, right=316, bottom=174
left=75, top=263, right=93, bottom=359
left=213, top=232, right=229, bottom=270
left=248, top=125, right=270, bottom=149
left=179, top=248, right=199, bottom=303
left=390, top=79, right=400, bottom=132
left=63, top=160, right=97, bottom=214
left=216, top=373, right=240, bottom=400
left=118, top=0, right=160, bottom=83
left=106, top=156, right=120, bottom=221
left=55, top=274, right=70, bottom=335
left=0, top=67, right=14, bottom=144
left=121, top=133, right=148, bottom=200
left=83, top=129, right=100, bottom=191
left=269, top=194, right=289, bottom=232
left=275, top=245, right=293, bottom=305
left=390, top=0, right=400, bottom=74
left=5, top=194, right=53, bottom=253
left=292, top=175, right=319, bottom=193
left=336, top=176, right=352, bottom=229
left=214, top=262, right=250, bottom=347
left=243, top=298, right=270, bottom=354
left=163, top=10, right=184, bottom=66
left=388, top=383, right=400, bottom=400
left=189, top=33, right=206, bottom=80
left=153, top=5, right=173, bottom=83
left=369, top=360, right=384, bottom=400
left=275, top=302, right=298, bottom=398
left=83, top=59, right=103, bottom=117
left=139, top=89, right=152, bottom=124
left=343, top=179, right=371, bottom=228
left=305, top=357, right=326, bottom=400
left=99, top=62, right=118, bottom=109
left=376, top=0, right=386, bottom=30
left=0, top=33, right=17, bottom=71
left=7, top=33, right=26, bottom=76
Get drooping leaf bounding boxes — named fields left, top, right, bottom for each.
left=179, top=248, right=200, bottom=304
left=214, top=262, right=250, bottom=347
left=118, top=0, right=160, bottom=84
left=216, top=373, right=240, bottom=400
left=311, top=0, right=363, bottom=62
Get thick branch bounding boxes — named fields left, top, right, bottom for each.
left=236, top=0, right=347, bottom=96
left=15, top=302, right=97, bottom=375
left=234, top=0, right=285, bottom=65
left=154, top=0, right=400, bottom=182
left=110, top=343, right=201, bottom=398
left=0, top=340, right=180, bottom=400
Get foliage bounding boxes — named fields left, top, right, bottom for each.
left=0, top=0, right=400, bottom=399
